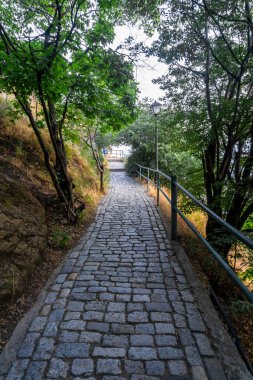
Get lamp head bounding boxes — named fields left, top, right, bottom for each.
left=150, top=100, right=162, bottom=115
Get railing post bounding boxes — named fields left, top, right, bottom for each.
left=147, top=169, right=149, bottom=192
left=171, top=175, right=177, bottom=240
left=139, top=166, right=142, bottom=183
left=156, top=171, right=160, bottom=206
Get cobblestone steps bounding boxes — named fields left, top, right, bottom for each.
left=107, top=158, right=125, bottom=171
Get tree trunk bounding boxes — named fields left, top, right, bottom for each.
left=206, top=217, right=235, bottom=260
left=86, top=134, right=105, bottom=193
left=16, top=96, right=77, bottom=223
left=100, top=169, right=104, bottom=193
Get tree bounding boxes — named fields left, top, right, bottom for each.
left=0, top=0, right=138, bottom=221
left=151, top=0, right=253, bottom=258
left=117, top=107, right=203, bottom=199
left=63, top=47, right=138, bottom=192
left=82, top=123, right=105, bottom=192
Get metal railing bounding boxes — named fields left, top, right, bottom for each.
left=106, top=150, right=128, bottom=159
left=136, top=163, right=253, bottom=304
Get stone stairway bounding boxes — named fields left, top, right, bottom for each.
left=107, top=157, right=125, bottom=172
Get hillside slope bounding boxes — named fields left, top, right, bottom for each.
left=0, top=100, right=104, bottom=349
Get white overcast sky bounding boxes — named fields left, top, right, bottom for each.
left=112, top=25, right=167, bottom=101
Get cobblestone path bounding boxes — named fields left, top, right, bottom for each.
left=5, top=172, right=228, bottom=380
left=107, top=159, right=125, bottom=171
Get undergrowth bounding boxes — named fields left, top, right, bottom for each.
left=141, top=178, right=253, bottom=365
left=0, top=98, right=103, bottom=209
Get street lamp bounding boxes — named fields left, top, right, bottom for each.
left=150, top=100, right=162, bottom=171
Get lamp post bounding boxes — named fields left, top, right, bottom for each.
left=150, top=100, right=162, bottom=172
left=150, top=100, right=162, bottom=206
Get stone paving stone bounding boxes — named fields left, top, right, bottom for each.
left=83, top=311, right=104, bottom=321
left=188, top=312, right=206, bottom=332
left=155, top=322, right=175, bottom=334
left=130, top=335, right=154, bottom=346
left=80, top=331, right=102, bottom=343
left=128, top=347, right=157, bottom=360
left=54, top=274, right=68, bottom=284
left=29, top=316, right=47, bottom=332
left=105, top=312, right=126, bottom=323
left=185, top=346, right=203, bottom=366
left=25, top=360, right=47, bottom=379
left=43, top=321, right=59, bottom=337
left=64, top=311, right=81, bottom=320
left=135, top=324, right=155, bottom=335
left=71, top=359, right=94, bottom=376
left=67, top=301, right=85, bottom=312
left=44, top=292, right=58, bottom=304
left=5, top=172, right=229, bottom=379
left=55, top=343, right=90, bottom=358
left=127, top=303, right=144, bottom=312
left=155, top=334, right=177, bottom=347
left=40, top=304, right=51, bottom=316
left=48, top=308, right=65, bottom=322
left=128, top=312, right=149, bottom=323
left=115, top=295, right=131, bottom=303
left=52, top=298, right=68, bottom=308
left=133, top=295, right=150, bottom=302
left=6, top=360, right=29, bottom=380
left=33, top=337, right=55, bottom=360
left=47, top=358, right=69, bottom=378
left=60, top=288, right=71, bottom=297
left=86, top=322, right=110, bottom=333
left=102, top=335, right=129, bottom=347
left=145, top=360, right=165, bottom=376
left=93, top=347, right=126, bottom=358
left=107, top=302, right=126, bottom=312
left=150, top=312, right=172, bottom=322
left=59, top=330, right=79, bottom=342
left=194, top=333, right=214, bottom=356
left=18, top=332, right=40, bottom=357
left=168, top=360, right=188, bottom=376
left=178, top=328, right=195, bottom=346
left=112, top=323, right=135, bottom=334
left=174, top=313, right=187, bottom=328
left=99, top=293, right=115, bottom=301
left=145, top=303, right=171, bottom=312
left=96, top=359, right=122, bottom=374
left=124, top=360, right=145, bottom=374
left=61, top=320, right=86, bottom=331
left=158, top=347, right=184, bottom=360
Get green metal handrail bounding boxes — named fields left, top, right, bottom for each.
left=136, top=163, right=253, bottom=304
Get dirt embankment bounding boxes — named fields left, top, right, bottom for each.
left=0, top=102, right=103, bottom=351
left=0, top=159, right=47, bottom=304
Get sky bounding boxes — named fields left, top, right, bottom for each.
left=110, top=25, right=168, bottom=154
left=112, top=25, right=168, bottom=101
